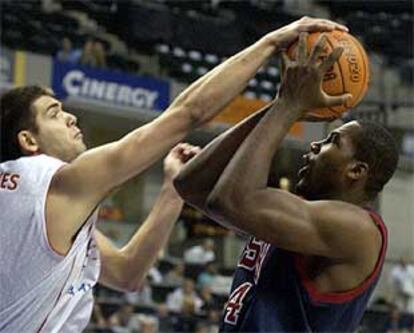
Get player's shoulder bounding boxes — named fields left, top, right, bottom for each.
left=3, top=154, right=66, bottom=181
left=26, top=154, right=63, bottom=165
left=309, top=200, right=382, bottom=238
left=308, top=201, right=384, bottom=265
left=313, top=199, right=374, bottom=220
left=24, top=154, right=65, bottom=170
left=1, top=154, right=49, bottom=171
left=2, top=154, right=63, bottom=166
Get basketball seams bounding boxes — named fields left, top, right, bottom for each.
left=328, top=107, right=340, bottom=117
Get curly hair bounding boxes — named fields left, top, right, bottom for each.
left=0, top=86, right=53, bottom=162
left=351, top=121, right=399, bottom=199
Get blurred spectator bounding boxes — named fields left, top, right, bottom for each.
left=155, top=303, right=175, bottom=332
left=390, top=258, right=414, bottom=313
left=164, top=262, right=185, bottom=286
left=383, top=305, right=414, bottom=333
left=136, top=314, right=157, bottom=333
left=197, top=261, right=218, bottom=288
left=93, top=41, right=107, bottom=68
left=79, top=39, right=108, bottom=69
left=41, top=0, right=62, bottom=13
left=148, top=264, right=163, bottom=284
left=195, top=322, right=210, bottom=333
left=206, top=309, right=221, bottom=333
left=91, top=303, right=109, bottom=327
left=199, top=285, right=220, bottom=313
left=184, top=238, right=216, bottom=264
left=124, top=277, right=153, bottom=306
left=172, top=313, right=198, bottom=333
left=166, top=279, right=203, bottom=314
left=56, top=37, right=82, bottom=64
left=172, top=297, right=199, bottom=332
left=108, top=304, right=141, bottom=333
left=80, top=39, right=97, bottom=67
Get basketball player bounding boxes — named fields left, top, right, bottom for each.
left=174, top=33, right=399, bottom=332
left=0, top=17, right=348, bottom=333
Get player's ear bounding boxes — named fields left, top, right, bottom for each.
left=17, top=130, right=40, bottom=155
left=346, top=161, right=368, bottom=181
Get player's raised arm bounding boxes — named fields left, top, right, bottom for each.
left=46, top=31, right=275, bottom=254
left=96, top=144, right=199, bottom=292
left=48, top=17, right=349, bottom=254
left=204, top=33, right=375, bottom=260
left=173, top=17, right=348, bottom=214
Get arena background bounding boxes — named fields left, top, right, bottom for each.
left=0, top=0, right=413, bottom=332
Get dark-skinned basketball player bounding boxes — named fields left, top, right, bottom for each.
left=174, top=33, right=399, bottom=332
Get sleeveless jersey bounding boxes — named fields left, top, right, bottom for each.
left=0, top=155, right=101, bottom=332
left=220, top=209, right=387, bottom=332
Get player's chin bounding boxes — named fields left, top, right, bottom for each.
left=75, top=141, right=88, bottom=155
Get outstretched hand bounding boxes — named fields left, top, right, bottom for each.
left=277, top=32, right=352, bottom=119
left=265, top=16, right=348, bottom=50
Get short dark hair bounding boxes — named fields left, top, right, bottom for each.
left=0, top=85, right=53, bottom=162
left=351, top=121, right=399, bottom=199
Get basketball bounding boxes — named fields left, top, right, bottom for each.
left=287, top=30, right=370, bottom=119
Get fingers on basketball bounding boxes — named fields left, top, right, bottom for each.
left=296, top=32, right=308, bottom=64
left=308, top=34, right=328, bottom=65
left=319, top=47, right=343, bottom=73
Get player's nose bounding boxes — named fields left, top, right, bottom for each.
left=65, top=112, right=78, bottom=127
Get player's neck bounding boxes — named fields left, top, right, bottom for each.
left=332, top=190, right=370, bottom=207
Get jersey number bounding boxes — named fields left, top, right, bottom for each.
left=224, top=282, right=253, bottom=325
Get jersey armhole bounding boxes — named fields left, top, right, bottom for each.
left=294, top=209, right=388, bottom=304
left=35, top=164, right=67, bottom=260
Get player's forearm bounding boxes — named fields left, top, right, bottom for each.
left=75, top=38, right=276, bottom=203
left=119, top=183, right=183, bottom=290
left=166, top=37, right=276, bottom=126
left=207, top=100, right=301, bottom=216
left=174, top=103, right=274, bottom=211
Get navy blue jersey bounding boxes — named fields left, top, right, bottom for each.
left=219, top=209, right=387, bottom=332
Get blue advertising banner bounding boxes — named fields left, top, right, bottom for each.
left=52, top=60, right=170, bottom=111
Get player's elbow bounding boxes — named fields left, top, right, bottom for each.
left=109, top=279, right=141, bottom=293
left=113, top=268, right=146, bottom=293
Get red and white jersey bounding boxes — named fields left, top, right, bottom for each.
left=0, top=155, right=100, bottom=332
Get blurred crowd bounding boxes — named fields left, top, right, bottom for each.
left=88, top=239, right=227, bottom=333
left=57, top=36, right=107, bottom=69
left=382, top=258, right=414, bottom=333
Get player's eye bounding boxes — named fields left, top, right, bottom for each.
left=50, top=109, right=60, bottom=118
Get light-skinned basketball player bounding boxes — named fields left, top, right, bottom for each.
left=174, top=33, right=399, bottom=331
left=0, top=17, right=350, bottom=332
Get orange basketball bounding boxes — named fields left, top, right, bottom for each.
left=287, top=30, right=370, bottom=119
